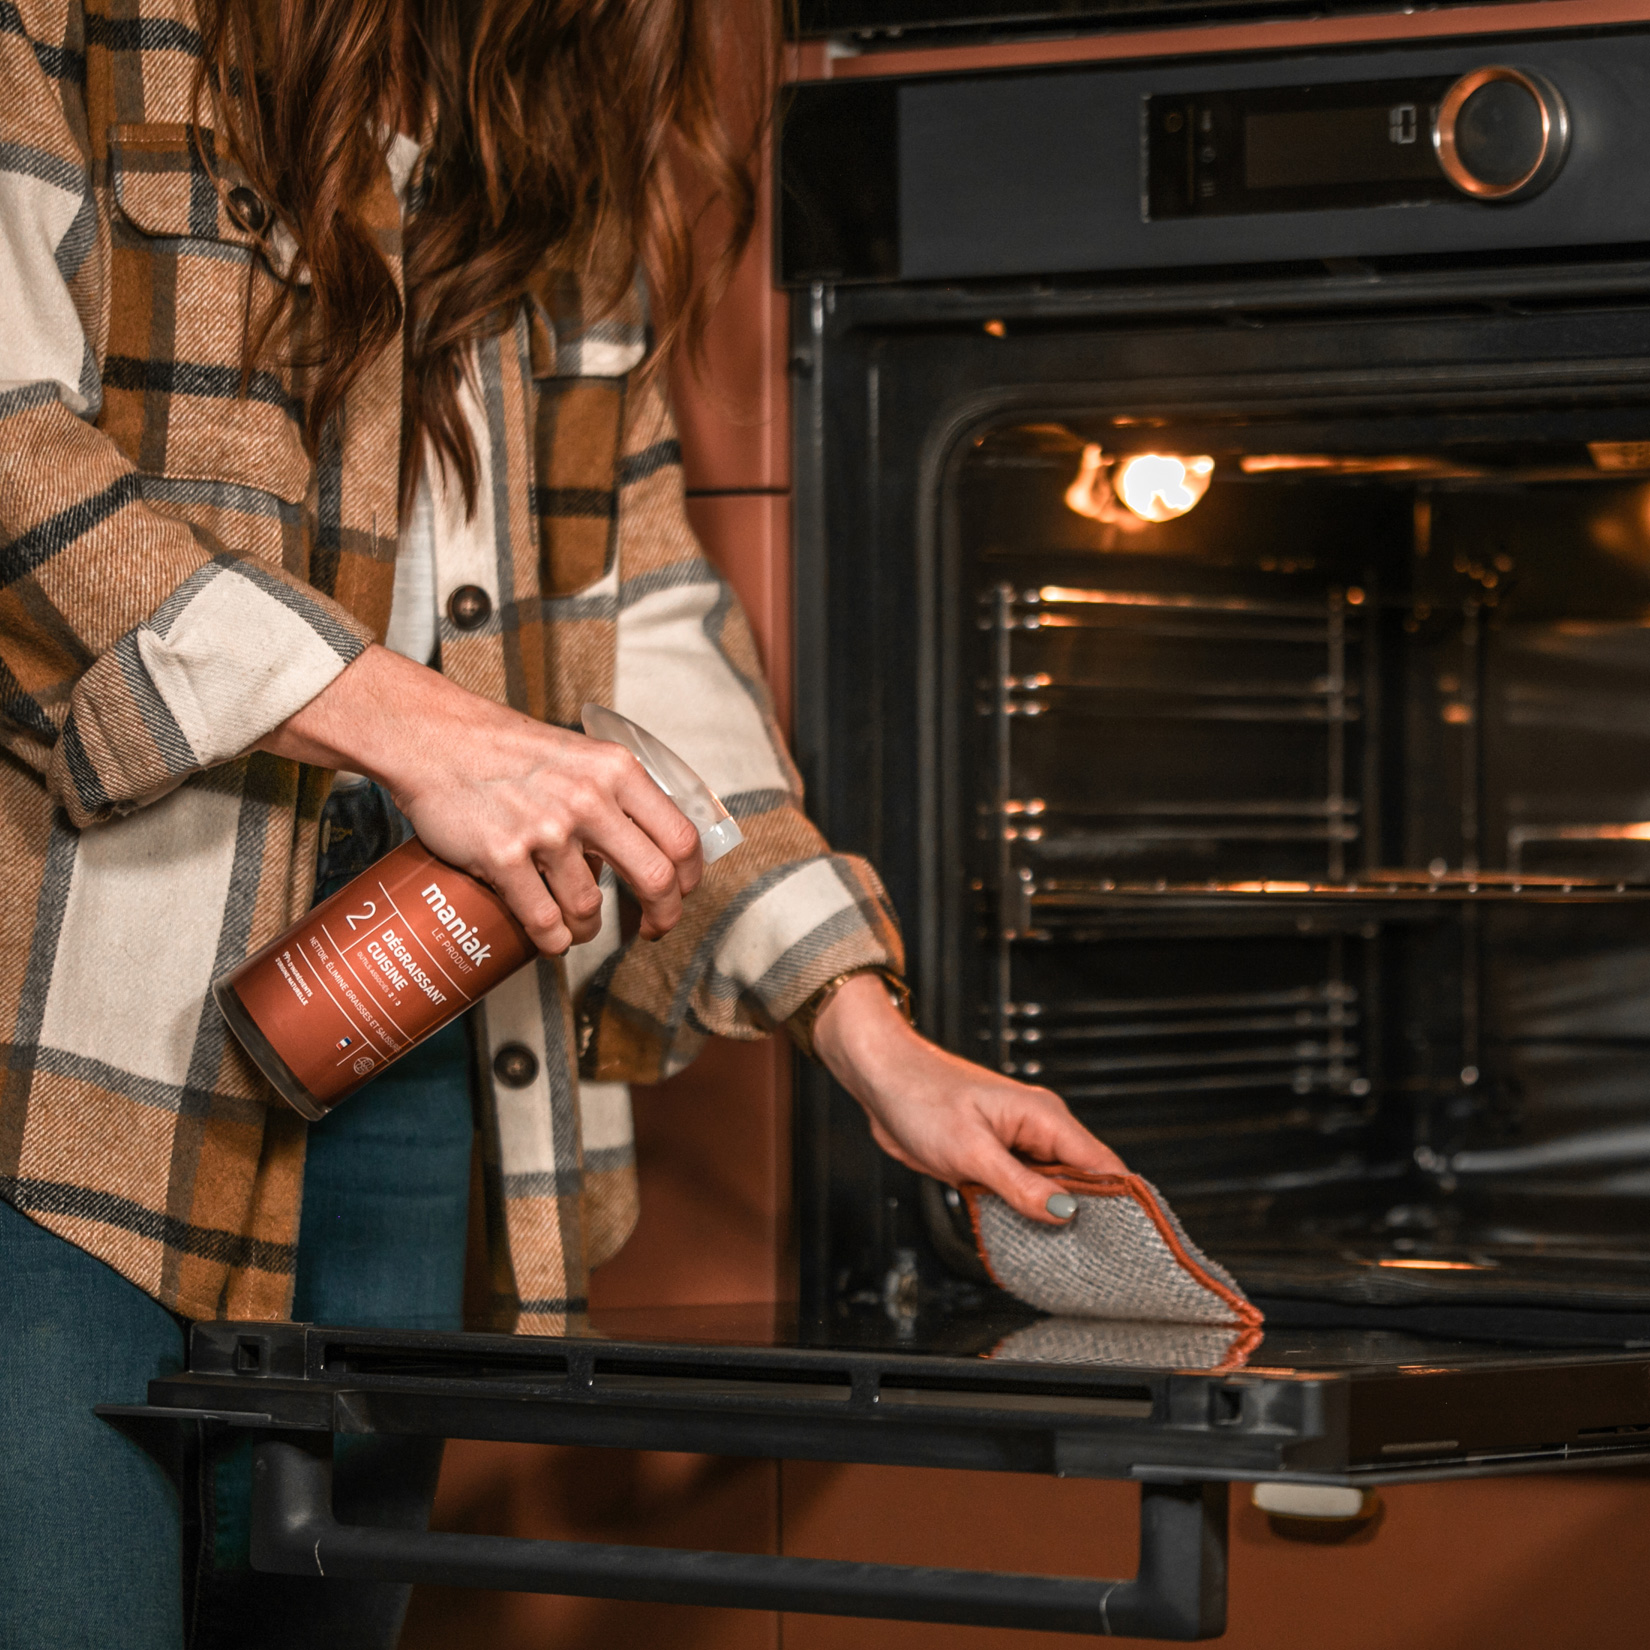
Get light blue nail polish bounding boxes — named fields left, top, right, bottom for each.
left=1046, top=1192, right=1078, bottom=1220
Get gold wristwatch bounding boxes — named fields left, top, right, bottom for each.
left=786, top=966, right=913, bottom=1063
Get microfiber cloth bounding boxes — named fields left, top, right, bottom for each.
left=991, top=1316, right=1262, bottom=1372
left=961, top=1166, right=1263, bottom=1329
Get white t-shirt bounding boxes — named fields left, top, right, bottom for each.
left=382, top=471, right=437, bottom=664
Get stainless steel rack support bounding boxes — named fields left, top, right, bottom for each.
left=249, top=1433, right=1228, bottom=1639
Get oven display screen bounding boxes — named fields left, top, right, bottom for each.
left=1148, top=77, right=1457, bottom=220
left=1244, top=103, right=1440, bottom=189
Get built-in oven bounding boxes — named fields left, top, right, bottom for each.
left=109, top=20, right=1650, bottom=1640
left=782, top=22, right=1650, bottom=1350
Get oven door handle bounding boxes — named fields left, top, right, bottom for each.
left=250, top=1434, right=1228, bottom=1640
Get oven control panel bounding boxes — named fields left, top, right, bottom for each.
left=779, top=28, right=1650, bottom=283
left=1147, top=66, right=1570, bottom=219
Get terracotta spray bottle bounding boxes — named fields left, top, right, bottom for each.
left=214, top=706, right=742, bottom=1120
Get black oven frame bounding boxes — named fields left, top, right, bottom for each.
left=787, top=249, right=1650, bottom=1317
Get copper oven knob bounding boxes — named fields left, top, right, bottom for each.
left=1432, top=66, right=1570, bottom=202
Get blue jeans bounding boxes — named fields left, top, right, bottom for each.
left=0, top=1014, right=474, bottom=1650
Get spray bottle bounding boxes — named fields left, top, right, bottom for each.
left=214, top=706, right=742, bottom=1119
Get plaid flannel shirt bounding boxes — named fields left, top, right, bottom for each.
left=0, top=0, right=903, bottom=1330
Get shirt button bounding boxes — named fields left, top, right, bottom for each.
left=447, top=585, right=492, bottom=630
left=493, top=1043, right=539, bottom=1088
left=227, top=185, right=270, bottom=235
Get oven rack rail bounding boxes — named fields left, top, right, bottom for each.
left=993, top=869, right=1650, bottom=929
left=993, top=1007, right=1357, bottom=1046
left=981, top=984, right=1369, bottom=1108
left=990, top=810, right=1363, bottom=852
left=1032, top=870, right=1650, bottom=902
left=976, top=582, right=1361, bottom=735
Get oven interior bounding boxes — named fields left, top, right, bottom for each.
left=926, top=416, right=1650, bottom=1316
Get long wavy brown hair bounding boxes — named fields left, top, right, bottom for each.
left=195, top=0, right=768, bottom=515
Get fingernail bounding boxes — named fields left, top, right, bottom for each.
left=1046, top=1192, right=1078, bottom=1220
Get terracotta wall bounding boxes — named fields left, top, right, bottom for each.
left=403, top=5, right=1650, bottom=1646
left=779, top=1465, right=1650, bottom=1649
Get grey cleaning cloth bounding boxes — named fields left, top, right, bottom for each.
left=991, top=1316, right=1261, bottom=1372
left=962, top=1169, right=1263, bottom=1328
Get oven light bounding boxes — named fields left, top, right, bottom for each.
left=1064, top=446, right=1214, bottom=528
left=1114, top=453, right=1215, bottom=522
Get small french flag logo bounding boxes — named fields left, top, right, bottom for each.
left=336, top=1035, right=354, bottom=1051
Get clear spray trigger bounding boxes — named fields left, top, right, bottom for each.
left=580, top=704, right=745, bottom=864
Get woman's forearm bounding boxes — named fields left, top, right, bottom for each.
left=257, top=644, right=702, bottom=955
left=256, top=645, right=477, bottom=781
left=812, top=971, right=1126, bottom=1224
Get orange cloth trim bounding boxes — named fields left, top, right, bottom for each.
left=1219, top=1324, right=1267, bottom=1367
left=958, top=1163, right=1264, bottom=1330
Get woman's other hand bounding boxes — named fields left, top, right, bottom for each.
left=258, top=645, right=702, bottom=955
left=811, top=972, right=1127, bottom=1224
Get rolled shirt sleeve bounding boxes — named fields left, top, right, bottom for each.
left=51, top=541, right=371, bottom=821
left=1, top=4, right=371, bottom=825
left=577, top=378, right=904, bottom=1083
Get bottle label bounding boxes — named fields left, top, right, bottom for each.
left=224, top=838, right=534, bottom=1111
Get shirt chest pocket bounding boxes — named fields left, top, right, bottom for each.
left=527, top=285, right=652, bottom=598
left=532, top=376, right=626, bottom=598
left=104, top=124, right=311, bottom=509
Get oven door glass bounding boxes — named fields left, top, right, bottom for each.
left=945, top=426, right=1650, bottom=1319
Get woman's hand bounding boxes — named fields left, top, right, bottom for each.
left=257, top=645, right=702, bottom=956
left=811, top=972, right=1127, bottom=1224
